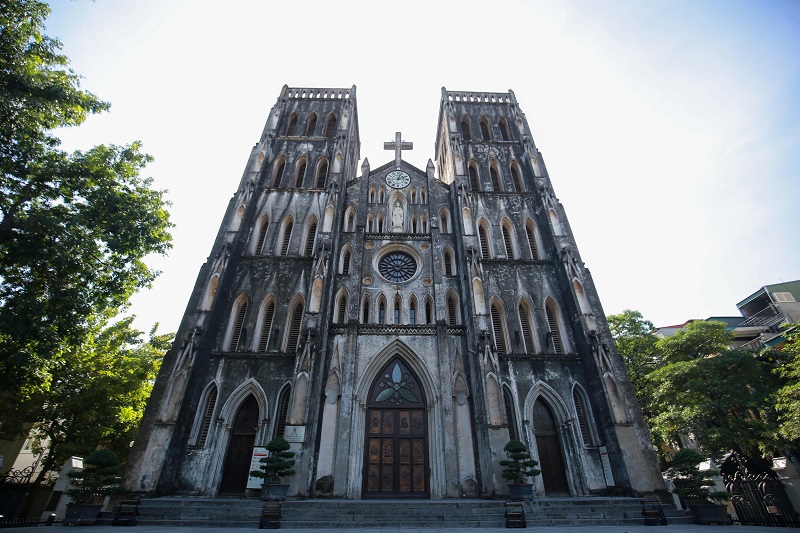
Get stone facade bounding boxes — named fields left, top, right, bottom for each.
left=124, top=85, right=664, bottom=499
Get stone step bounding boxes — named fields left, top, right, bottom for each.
left=132, top=496, right=686, bottom=528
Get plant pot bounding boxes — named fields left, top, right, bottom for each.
left=261, top=483, right=290, bottom=501
left=507, top=483, right=533, bottom=501
left=64, top=503, right=103, bottom=525
left=687, top=503, right=731, bottom=525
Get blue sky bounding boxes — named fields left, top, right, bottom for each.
left=45, top=0, right=800, bottom=332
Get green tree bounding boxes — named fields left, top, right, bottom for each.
left=608, top=310, right=662, bottom=398
left=774, top=325, right=800, bottom=442
left=0, top=1, right=172, bottom=411
left=609, top=314, right=791, bottom=459
left=646, top=348, right=782, bottom=456
left=656, top=320, right=734, bottom=364
left=3, top=317, right=171, bottom=484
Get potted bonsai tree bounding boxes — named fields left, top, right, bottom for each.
left=63, top=449, right=123, bottom=525
left=666, top=448, right=731, bottom=525
left=250, top=436, right=296, bottom=501
left=500, top=439, right=541, bottom=500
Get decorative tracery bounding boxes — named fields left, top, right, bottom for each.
left=378, top=251, right=416, bottom=283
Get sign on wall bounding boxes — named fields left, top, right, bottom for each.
left=246, top=447, right=268, bottom=489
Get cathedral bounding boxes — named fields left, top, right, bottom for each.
left=125, top=85, right=664, bottom=500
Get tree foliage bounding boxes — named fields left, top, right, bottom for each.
left=64, top=449, right=123, bottom=504
left=499, top=439, right=541, bottom=484
left=2, top=317, right=171, bottom=484
left=608, top=312, right=797, bottom=459
left=250, top=436, right=296, bottom=484
left=608, top=310, right=660, bottom=398
left=647, top=348, right=782, bottom=456
left=0, top=1, right=172, bottom=407
left=774, top=327, right=800, bottom=441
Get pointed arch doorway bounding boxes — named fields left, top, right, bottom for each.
left=533, top=397, right=570, bottom=495
left=362, top=357, right=429, bottom=498
left=219, top=395, right=260, bottom=495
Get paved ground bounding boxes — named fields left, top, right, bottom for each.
left=0, top=526, right=791, bottom=532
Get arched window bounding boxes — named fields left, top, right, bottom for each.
left=409, top=295, right=417, bottom=325
left=511, top=163, right=524, bottom=192
left=274, top=386, right=291, bottom=438
left=285, top=113, right=298, bottom=136
left=201, top=273, right=219, bottom=311
left=525, top=219, right=540, bottom=260
left=335, top=290, right=348, bottom=324
left=502, top=386, right=518, bottom=441
left=478, top=221, right=491, bottom=259
left=490, top=300, right=507, bottom=354
left=377, top=295, right=387, bottom=324
left=501, top=220, right=515, bottom=259
left=294, top=158, right=307, bottom=188
left=549, top=208, right=563, bottom=235
left=368, top=186, right=375, bottom=203
left=305, top=113, right=317, bottom=136
left=377, top=213, right=384, bottom=233
left=446, top=291, right=460, bottom=326
left=468, top=162, right=480, bottom=191
left=325, top=113, right=337, bottom=138
left=228, top=296, right=248, bottom=351
left=460, top=117, right=471, bottom=140
left=344, top=207, right=355, bottom=232
left=443, top=247, right=454, bottom=276
left=303, top=217, right=317, bottom=257
left=421, top=214, right=428, bottom=233
left=231, top=205, right=245, bottom=232
left=393, top=295, right=401, bottom=325
left=573, top=386, right=593, bottom=446
left=254, top=215, right=269, bottom=255
left=285, top=298, right=304, bottom=353
left=366, top=213, right=374, bottom=233
left=411, top=215, right=418, bottom=234
left=272, top=157, right=286, bottom=187
left=420, top=188, right=426, bottom=204
left=480, top=118, right=491, bottom=140
left=410, top=187, right=417, bottom=204
left=196, top=385, right=218, bottom=446
left=315, top=159, right=328, bottom=188
left=424, top=296, right=433, bottom=324
left=498, top=117, right=510, bottom=141
left=378, top=186, right=385, bottom=203
left=518, top=300, right=535, bottom=354
left=361, top=295, right=371, bottom=324
left=574, top=279, right=592, bottom=315
left=340, top=247, right=352, bottom=275
left=278, top=217, right=293, bottom=256
left=439, top=208, right=450, bottom=233
left=257, top=298, right=276, bottom=352
left=490, top=164, right=502, bottom=191
left=545, top=298, right=565, bottom=354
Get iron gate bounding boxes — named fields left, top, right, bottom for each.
left=723, top=453, right=800, bottom=527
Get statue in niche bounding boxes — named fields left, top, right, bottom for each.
left=392, top=201, right=403, bottom=230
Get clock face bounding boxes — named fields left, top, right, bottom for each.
left=385, top=170, right=410, bottom=189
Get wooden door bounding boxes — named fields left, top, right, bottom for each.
left=362, top=358, right=428, bottom=498
left=533, top=398, right=570, bottom=495
left=219, top=395, right=259, bottom=495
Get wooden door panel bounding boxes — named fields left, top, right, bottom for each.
left=363, top=409, right=427, bottom=497
left=537, top=435, right=569, bottom=494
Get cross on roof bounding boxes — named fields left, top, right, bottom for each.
left=384, top=132, right=413, bottom=169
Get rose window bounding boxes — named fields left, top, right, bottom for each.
left=378, top=251, right=417, bottom=283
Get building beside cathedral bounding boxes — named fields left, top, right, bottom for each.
left=125, top=85, right=664, bottom=499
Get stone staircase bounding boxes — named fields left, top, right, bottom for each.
left=136, top=498, right=264, bottom=528
left=280, top=500, right=506, bottom=528
left=522, top=497, right=693, bottom=527
left=132, top=496, right=692, bottom=528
